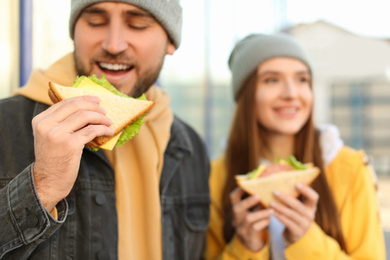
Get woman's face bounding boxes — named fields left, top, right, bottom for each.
left=255, top=57, right=313, bottom=137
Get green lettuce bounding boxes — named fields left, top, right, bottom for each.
left=247, top=167, right=260, bottom=179
left=276, top=155, right=307, bottom=170
left=72, top=75, right=147, bottom=149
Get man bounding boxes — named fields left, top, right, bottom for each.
left=0, top=1, right=210, bottom=259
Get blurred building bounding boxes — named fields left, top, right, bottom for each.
left=288, top=20, right=390, bottom=175
left=164, top=20, right=390, bottom=173
left=2, top=2, right=390, bottom=175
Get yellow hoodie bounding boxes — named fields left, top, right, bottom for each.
left=14, top=53, right=173, bottom=260
left=204, top=146, right=386, bottom=260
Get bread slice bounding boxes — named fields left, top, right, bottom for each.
left=48, top=81, right=154, bottom=146
left=235, top=167, right=320, bottom=208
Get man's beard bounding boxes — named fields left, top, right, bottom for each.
left=73, top=51, right=165, bottom=98
left=130, top=60, right=163, bottom=98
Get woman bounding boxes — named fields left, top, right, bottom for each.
left=204, top=33, right=385, bottom=259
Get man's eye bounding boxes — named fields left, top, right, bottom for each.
left=128, top=24, right=148, bottom=30
left=89, top=22, right=106, bottom=27
left=87, top=17, right=107, bottom=27
left=126, top=16, right=153, bottom=30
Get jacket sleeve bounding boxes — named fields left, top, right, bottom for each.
left=284, top=150, right=386, bottom=260
left=203, top=158, right=270, bottom=260
left=0, top=164, right=68, bottom=259
left=204, top=210, right=270, bottom=260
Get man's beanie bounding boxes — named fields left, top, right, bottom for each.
left=228, top=33, right=311, bottom=101
left=69, top=0, right=183, bottom=49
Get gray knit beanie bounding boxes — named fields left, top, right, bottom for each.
left=69, top=0, right=182, bottom=48
left=228, top=33, right=311, bottom=101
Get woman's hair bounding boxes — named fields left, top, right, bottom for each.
left=222, top=70, right=347, bottom=251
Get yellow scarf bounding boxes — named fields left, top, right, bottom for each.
left=15, top=53, right=173, bottom=260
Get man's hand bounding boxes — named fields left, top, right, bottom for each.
left=32, top=96, right=114, bottom=212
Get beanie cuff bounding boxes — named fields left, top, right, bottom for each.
left=228, top=33, right=311, bottom=101
left=69, top=0, right=182, bottom=49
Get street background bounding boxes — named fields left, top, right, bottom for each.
left=1, top=0, right=390, bottom=258
left=379, top=175, right=390, bottom=257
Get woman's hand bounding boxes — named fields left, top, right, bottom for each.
left=270, top=183, right=319, bottom=244
left=230, top=187, right=274, bottom=252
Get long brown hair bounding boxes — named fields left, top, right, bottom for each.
left=222, top=71, right=347, bottom=251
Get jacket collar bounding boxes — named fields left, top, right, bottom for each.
left=167, top=117, right=194, bottom=156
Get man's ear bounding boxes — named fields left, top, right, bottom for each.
left=166, top=42, right=176, bottom=55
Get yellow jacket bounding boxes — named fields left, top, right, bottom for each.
left=204, top=146, right=386, bottom=260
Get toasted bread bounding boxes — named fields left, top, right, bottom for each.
left=48, top=81, right=154, bottom=147
left=235, top=167, right=320, bottom=208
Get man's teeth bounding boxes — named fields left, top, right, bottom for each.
left=99, top=63, right=130, bottom=71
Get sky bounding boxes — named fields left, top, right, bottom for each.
left=3, top=0, right=387, bottom=85
left=285, top=0, right=390, bottom=38
left=162, top=0, right=390, bottom=84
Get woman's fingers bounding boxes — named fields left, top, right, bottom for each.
left=269, top=185, right=319, bottom=243
left=296, top=183, right=319, bottom=208
left=251, top=209, right=274, bottom=230
left=230, top=187, right=261, bottom=213
left=230, top=187, right=246, bottom=205
left=229, top=187, right=276, bottom=251
left=272, top=185, right=318, bottom=220
left=230, top=187, right=274, bottom=231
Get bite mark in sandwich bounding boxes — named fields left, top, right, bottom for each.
left=235, top=156, right=320, bottom=208
left=48, top=75, right=154, bottom=151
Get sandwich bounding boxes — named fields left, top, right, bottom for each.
left=48, top=75, right=154, bottom=150
left=235, top=156, right=320, bottom=208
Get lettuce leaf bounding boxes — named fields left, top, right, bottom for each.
left=116, top=93, right=147, bottom=146
left=72, top=75, right=148, bottom=148
left=276, top=155, right=307, bottom=170
left=247, top=167, right=259, bottom=179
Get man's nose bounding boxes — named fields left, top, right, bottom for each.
left=101, top=23, right=128, bottom=55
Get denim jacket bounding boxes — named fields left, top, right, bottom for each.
left=0, top=96, right=210, bottom=260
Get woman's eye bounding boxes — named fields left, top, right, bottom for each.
left=264, top=77, right=278, bottom=83
left=298, top=77, right=310, bottom=83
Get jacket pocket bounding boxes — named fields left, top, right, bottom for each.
left=184, top=196, right=210, bottom=260
left=184, top=196, right=210, bottom=231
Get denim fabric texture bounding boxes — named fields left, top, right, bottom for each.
left=0, top=95, right=210, bottom=260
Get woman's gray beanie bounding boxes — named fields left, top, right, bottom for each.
left=228, top=33, right=311, bottom=101
left=69, top=0, right=182, bottom=49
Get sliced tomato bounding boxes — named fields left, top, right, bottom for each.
left=260, top=163, right=294, bottom=178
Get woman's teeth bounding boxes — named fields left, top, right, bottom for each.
left=279, top=108, right=297, bottom=113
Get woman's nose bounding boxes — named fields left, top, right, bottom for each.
left=282, top=79, right=298, bottom=98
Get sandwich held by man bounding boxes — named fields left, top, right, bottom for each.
left=49, top=75, right=155, bottom=150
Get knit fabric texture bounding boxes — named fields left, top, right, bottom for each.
left=228, top=33, right=311, bottom=101
left=69, top=0, right=182, bottom=48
